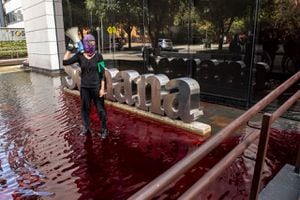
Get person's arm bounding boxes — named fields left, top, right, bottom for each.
left=63, top=51, right=79, bottom=66
left=98, top=54, right=106, bottom=97
left=99, top=78, right=105, bottom=97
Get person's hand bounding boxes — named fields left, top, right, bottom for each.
left=66, top=41, right=75, bottom=52
left=76, top=41, right=84, bottom=53
left=66, top=41, right=84, bottom=53
left=99, top=88, right=105, bottom=97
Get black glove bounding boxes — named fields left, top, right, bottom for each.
left=66, top=41, right=75, bottom=52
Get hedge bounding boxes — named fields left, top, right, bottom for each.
left=0, top=50, right=28, bottom=59
left=0, top=41, right=27, bottom=59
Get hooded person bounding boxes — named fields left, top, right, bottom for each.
left=83, top=34, right=96, bottom=56
left=63, top=33, right=108, bottom=139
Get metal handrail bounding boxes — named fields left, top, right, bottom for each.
left=249, top=90, right=300, bottom=200
left=129, top=71, right=300, bottom=200
left=295, top=145, right=300, bottom=174
left=179, top=90, right=300, bottom=200
left=178, top=128, right=261, bottom=200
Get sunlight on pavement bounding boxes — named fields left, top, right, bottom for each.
left=0, top=65, right=24, bottom=74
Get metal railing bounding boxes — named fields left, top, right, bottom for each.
left=129, top=71, right=300, bottom=200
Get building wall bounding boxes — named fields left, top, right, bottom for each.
left=0, top=1, right=5, bottom=27
left=3, top=0, right=24, bottom=28
left=3, top=0, right=22, bottom=13
left=22, top=0, right=65, bottom=72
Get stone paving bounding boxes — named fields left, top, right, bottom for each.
left=0, top=65, right=24, bottom=74
left=260, top=164, right=300, bottom=200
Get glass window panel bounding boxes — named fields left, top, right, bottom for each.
left=62, top=0, right=300, bottom=109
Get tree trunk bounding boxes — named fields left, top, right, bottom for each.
left=126, top=25, right=132, bottom=49
left=218, top=23, right=224, bottom=50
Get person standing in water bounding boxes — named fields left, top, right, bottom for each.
left=63, top=34, right=108, bottom=139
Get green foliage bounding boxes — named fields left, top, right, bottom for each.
left=230, top=19, right=246, bottom=34
left=260, top=0, right=300, bottom=31
left=85, top=0, right=142, bottom=48
left=174, top=2, right=200, bottom=26
left=85, top=0, right=120, bottom=19
left=195, top=0, right=253, bottom=49
left=115, top=0, right=143, bottom=48
left=0, top=40, right=26, bottom=49
left=0, top=50, right=27, bottom=59
left=63, top=1, right=90, bottom=29
left=82, top=0, right=253, bottom=48
left=0, top=41, right=27, bottom=59
left=146, top=0, right=181, bottom=45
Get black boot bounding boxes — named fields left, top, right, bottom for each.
left=100, top=128, right=108, bottom=139
left=80, top=126, right=91, bottom=136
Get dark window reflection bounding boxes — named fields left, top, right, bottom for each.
left=62, top=0, right=299, bottom=108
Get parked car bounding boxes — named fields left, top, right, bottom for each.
left=158, top=38, right=173, bottom=50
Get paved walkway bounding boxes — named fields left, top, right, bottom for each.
left=260, top=164, right=300, bottom=200
left=0, top=65, right=24, bottom=74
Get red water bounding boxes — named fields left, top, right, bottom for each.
left=0, top=72, right=299, bottom=200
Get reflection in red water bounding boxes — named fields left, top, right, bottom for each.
left=37, top=93, right=300, bottom=199
left=63, top=93, right=205, bottom=200
left=0, top=73, right=299, bottom=200
left=157, top=129, right=300, bottom=199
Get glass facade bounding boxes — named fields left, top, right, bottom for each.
left=5, top=9, right=23, bottom=25
left=62, top=0, right=300, bottom=108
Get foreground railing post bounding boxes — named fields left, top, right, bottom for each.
left=249, top=113, right=272, bottom=200
left=129, top=72, right=300, bottom=200
left=295, top=144, right=300, bottom=174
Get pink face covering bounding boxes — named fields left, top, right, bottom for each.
left=83, top=34, right=96, bottom=56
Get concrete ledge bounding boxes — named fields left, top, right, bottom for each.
left=63, top=87, right=211, bottom=137
left=0, top=58, right=27, bottom=67
left=259, top=164, right=300, bottom=200
left=22, top=65, right=64, bottom=77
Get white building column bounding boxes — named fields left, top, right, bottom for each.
left=22, top=0, right=65, bottom=73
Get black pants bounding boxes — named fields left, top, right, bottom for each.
left=80, top=87, right=107, bottom=130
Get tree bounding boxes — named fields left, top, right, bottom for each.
left=63, top=0, right=91, bottom=29
left=85, top=0, right=119, bottom=24
left=174, top=1, right=200, bottom=26
left=260, top=0, right=300, bottom=32
left=114, top=0, right=143, bottom=48
left=195, top=0, right=252, bottom=49
left=146, top=0, right=181, bottom=47
left=85, top=0, right=144, bottom=49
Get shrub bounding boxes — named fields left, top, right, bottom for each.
left=0, top=40, right=27, bottom=59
